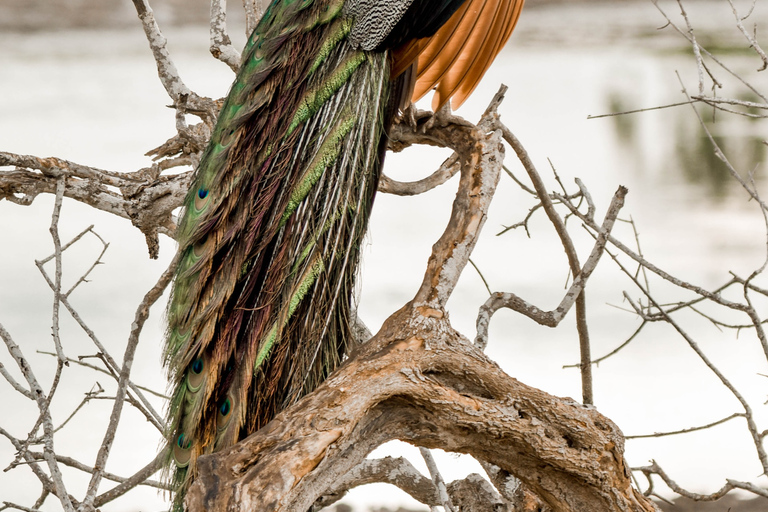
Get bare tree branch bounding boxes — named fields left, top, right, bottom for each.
left=186, top=304, right=657, bottom=512
left=312, top=457, right=440, bottom=510
left=210, top=0, right=242, bottom=71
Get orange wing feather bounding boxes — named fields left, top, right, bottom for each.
left=391, top=0, right=525, bottom=110
left=431, top=0, right=505, bottom=109
left=447, top=0, right=524, bottom=107
left=413, top=0, right=489, bottom=101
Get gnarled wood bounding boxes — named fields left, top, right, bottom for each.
left=186, top=304, right=657, bottom=512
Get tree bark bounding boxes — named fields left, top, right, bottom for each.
left=186, top=304, right=658, bottom=512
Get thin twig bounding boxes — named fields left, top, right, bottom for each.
left=468, top=258, right=493, bottom=297
left=606, top=249, right=768, bottom=476
left=674, top=0, right=706, bottom=95
left=495, top=123, right=594, bottom=404
left=93, top=451, right=169, bottom=506
left=419, top=448, right=455, bottom=512
left=81, top=254, right=178, bottom=507
left=53, top=383, right=104, bottom=433
left=726, top=0, right=768, bottom=71
left=0, top=325, right=74, bottom=511
left=37, top=351, right=168, bottom=399
left=0, top=360, right=34, bottom=398
left=48, top=178, right=66, bottom=365
left=25, top=450, right=169, bottom=493
left=626, top=413, right=745, bottom=439
left=587, top=100, right=695, bottom=119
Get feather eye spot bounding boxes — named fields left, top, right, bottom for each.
left=217, top=395, right=234, bottom=431
left=192, top=236, right=213, bottom=259
left=186, top=358, right=206, bottom=392
left=177, top=433, right=191, bottom=449
left=194, top=188, right=210, bottom=211
left=173, top=433, right=193, bottom=468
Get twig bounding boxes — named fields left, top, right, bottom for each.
left=1, top=502, right=41, bottom=512
left=606, top=248, right=768, bottom=476
left=493, top=122, right=595, bottom=404
left=93, top=451, right=169, bottom=506
left=37, top=351, right=168, bottom=400
left=496, top=201, right=543, bottom=237
left=63, top=230, right=108, bottom=297
left=379, top=154, right=460, bottom=195
left=726, top=0, right=768, bottom=71
left=564, top=319, right=647, bottom=368
left=25, top=450, right=168, bottom=493
left=674, top=0, right=706, bottom=95
left=0, top=360, right=34, bottom=398
left=0, top=325, right=74, bottom=511
left=587, top=100, right=696, bottom=119
left=626, top=413, right=745, bottom=439
left=53, top=383, right=105, bottom=433
left=419, top=448, right=455, bottom=512
left=636, top=461, right=768, bottom=501
left=48, top=178, right=66, bottom=365
left=468, top=258, right=492, bottom=297
left=131, top=0, right=192, bottom=103
left=81, top=254, right=178, bottom=507
left=210, top=0, right=242, bottom=72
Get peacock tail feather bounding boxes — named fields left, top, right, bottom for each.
left=162, top=0, right=525, bottom=508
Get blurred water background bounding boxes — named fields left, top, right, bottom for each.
left=2, top=0, right=768, bottom=510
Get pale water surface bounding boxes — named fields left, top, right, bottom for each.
left=2, top=1, right=768, bottom=510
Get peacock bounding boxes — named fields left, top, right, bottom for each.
left=162, top=0, right=525, bottom=507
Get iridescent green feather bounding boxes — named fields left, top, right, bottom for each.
left=162, top=0, right=395, bottom=508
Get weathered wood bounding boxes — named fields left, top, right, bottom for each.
left=186, top=304, right=657, bottom=512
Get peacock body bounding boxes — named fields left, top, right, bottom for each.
left=163, top=0, right=524, bottom=507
